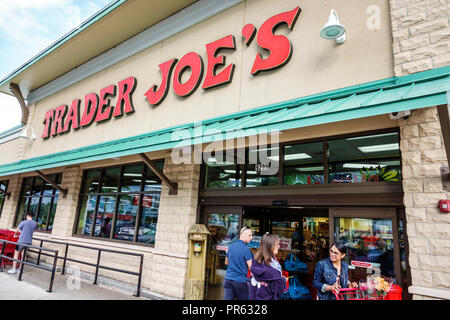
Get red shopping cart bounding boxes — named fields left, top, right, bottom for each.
left=333, top=288, right=383, bottom=300
left=0, top=231, right=21, bottom=271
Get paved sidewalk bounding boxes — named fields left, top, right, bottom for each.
left=0, top=266, right=147, bottom=300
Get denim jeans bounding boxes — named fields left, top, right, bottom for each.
left=224, top=279, right=249, bottom=300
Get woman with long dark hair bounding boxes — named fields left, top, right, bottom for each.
left=313, top=242, right=358, bottom=300
left=249, top=233, right=287, bottom=300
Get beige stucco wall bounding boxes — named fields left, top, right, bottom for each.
left=391, top=0, right=450, bottom=300
left=0, top=139, right=24, bottom=165
left=22, top=0, right=393, bottom=161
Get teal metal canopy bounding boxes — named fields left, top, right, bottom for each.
left=0, top=65, right=449, bottom=177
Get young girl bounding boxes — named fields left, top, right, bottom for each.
left=249, top=233, right=287, bottom=300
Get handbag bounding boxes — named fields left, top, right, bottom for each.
left=284, top=253, right=308, bottom=273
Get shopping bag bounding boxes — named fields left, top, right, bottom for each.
left=284, top=253, right=308, bottom=273
left=281, top=276, right=311, bottom=300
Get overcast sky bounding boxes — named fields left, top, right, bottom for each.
left=0, top=0, right=114, bottom=133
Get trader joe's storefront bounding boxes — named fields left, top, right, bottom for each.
left=198, top=128, right=409, bottom=300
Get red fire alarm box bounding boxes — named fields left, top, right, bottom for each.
left=439, top=199, right=450, bottom=212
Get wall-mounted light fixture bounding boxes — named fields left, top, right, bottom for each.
left=320, top=9, right=346, bottom=44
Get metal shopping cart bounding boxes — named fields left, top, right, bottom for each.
left=0, top=230, right=21, bottom=271
left=333, top=288, right=383, bottom=300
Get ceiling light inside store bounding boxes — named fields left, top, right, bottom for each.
left=346, top=133, right=397, bottom=141
left=269, top=153, right=312, bottom=161
left=343, top=163, right=387, bottom=169
left=357, top=143, right=399, bottom=153
left=295, top=166, right=324, bottom=172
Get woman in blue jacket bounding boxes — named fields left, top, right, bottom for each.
left=313, top=242, right=358, bottom=300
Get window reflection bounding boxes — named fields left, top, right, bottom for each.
left=334, top=217, right=395, bottom=282
left=246, top=146, right=279, bottom=187
left=204, top=156, right=241, bottom=188
left=283, top=142, right=324, bottom=185
left=15, top=174, right=61, bottom=231
left=76, top=161, right=163, bottom=246
left=328, top=132, right=401, bottom=183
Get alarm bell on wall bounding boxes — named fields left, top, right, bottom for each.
left=320, top=9, right=346, bottom=44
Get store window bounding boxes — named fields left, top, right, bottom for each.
left=283, top=142, right=324, bottom=185
left=0, top=180, right=8, bottom=218
left=75, top=161, right=163, bottom=245
left=203, top=153, right=243, bottom=189
left=328, top=132, right=401, bottom=183
left=245, top=146, right=279, bottom=187
left=15, top=174, right=61, bottom=232
left=334, top=217, right=396, bottom=282
left=201, top=130, right=401, bottom=189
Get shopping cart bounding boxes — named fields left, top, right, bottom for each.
left=0, top=231, right=21, bottom=271
left=333, top=288, right=383, bottom=300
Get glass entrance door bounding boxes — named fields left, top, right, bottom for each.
left=330, top=208, right=403, bottom=289
left=203, top=206, right=242, bottom=300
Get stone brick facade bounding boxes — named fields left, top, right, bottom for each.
left=391, top=0, right=450, bottom=300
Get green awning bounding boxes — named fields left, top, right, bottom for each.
left=0, top=65, right=449, bottom=177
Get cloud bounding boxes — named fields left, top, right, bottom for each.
left=0, top=0, right=113, bottom=78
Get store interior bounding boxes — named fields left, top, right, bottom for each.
left=204, top=206, right=402, bottom=300
left=205, top=207, right=331, bottom=300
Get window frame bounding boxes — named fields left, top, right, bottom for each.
left=0, top=180, right=9, bottom=219
left=73, top=160, right=164, bottom=247
left=200, top=128, right=402, bottom=190
left=14, top=174, right=61, bottom=232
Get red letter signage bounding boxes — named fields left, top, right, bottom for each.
left=51, top=105, right=67, bottom=136
left=80, top=93, right=99, bottom=127
left=42, top=7, right=302, bottom=139
left=202, top=35, right=236, bottom=90
left=113, top=77, right=137, bottom=117
left=250, top=7, right=301, bottom=75
left=95, top=84, right=116, bottom=122
left=62, top=99, right=81, bottom=133
left=42, top=110, right=54, bottom=139
left=172, top=52, right=204, bottom=97
left=145, top=59, right=177, bottom=105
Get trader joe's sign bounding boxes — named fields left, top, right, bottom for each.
left=41, top=7, right=301, bottom=139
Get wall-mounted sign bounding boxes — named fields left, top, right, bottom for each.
left=41, top=7, right=301, bottom=139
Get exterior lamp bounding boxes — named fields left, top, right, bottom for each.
left=320, top=9, right=346, bottom=44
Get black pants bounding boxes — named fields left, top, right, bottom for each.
left=224, top=279, right=249, bottom=300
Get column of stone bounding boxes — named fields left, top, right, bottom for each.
left=51, top=167, right=83, bottom=238
left=391, top=0, right=450, bottom=300
left=149, top=151, right=201, bottom=298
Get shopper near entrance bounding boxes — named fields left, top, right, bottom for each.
left=8, top=212, right=38, bottom=274
left=249, top=233, right=287, bottom=300
left=313, top=242, right=358, bottom=300
left=223, top=226, right=254, bottom=300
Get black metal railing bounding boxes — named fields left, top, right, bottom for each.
left=0, top=239, right=59, bottom=292
left=30, top=237, right=144, bottom=297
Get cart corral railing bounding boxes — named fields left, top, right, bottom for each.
left=29, top=237, right=144, bottom=297
left=0, top=239, right=59, bottom=292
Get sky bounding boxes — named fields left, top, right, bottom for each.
left=0, top=0, right=115, bottom=133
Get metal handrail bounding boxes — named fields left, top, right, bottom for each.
left=0, top=239, right=59, bottom=292
left=30, top=237, right=144, bottom=297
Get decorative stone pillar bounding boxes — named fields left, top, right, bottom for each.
left=391, top=0, right=450, bottom=300
left=51, top=167, right=83, bottom=238
left=149, top=152, right=201, bottom=298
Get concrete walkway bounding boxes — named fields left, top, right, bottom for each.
left=0, top=266, right=147, bottom=300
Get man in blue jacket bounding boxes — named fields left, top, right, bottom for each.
left=224, top=227, right=253, bottom=300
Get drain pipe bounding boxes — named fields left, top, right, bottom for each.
left=9, top=83, right=29, bottom=125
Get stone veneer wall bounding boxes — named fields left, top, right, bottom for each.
left=391, top=0, right=450, bottom=300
